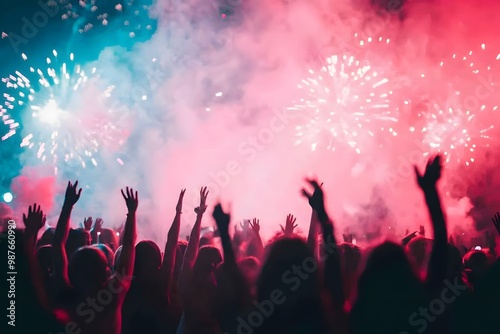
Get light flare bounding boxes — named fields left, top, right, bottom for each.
left=2, top=50, right=125, bottom=174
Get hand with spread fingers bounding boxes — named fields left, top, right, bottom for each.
left=281, top=214, right=298, bottom=236
left=121, top=187, right=139, bottom=214
left=23, top=203, right=45, bottom=235
left=492, top=212, right=500, bottom=235
left=249, top=218, right=260, bottom=234
left=63, top=180, right=82, bottom=208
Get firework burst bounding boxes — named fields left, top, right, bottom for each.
left=415, top=90, right=497, bottom=167
left=289, top=54, right=398, bottom=154
left=414, top=44, right=500, bottom=167
left=2, top=50, right=124, bottom=174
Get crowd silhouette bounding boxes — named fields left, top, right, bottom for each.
left=1, top=155, right=500, bottom=334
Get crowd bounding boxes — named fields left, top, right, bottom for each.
left=1, top=155, right=499, bottom=334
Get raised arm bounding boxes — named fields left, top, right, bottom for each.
left=307, top=210, right=319, bottom=258
left=160, top=189, right=185, bottom=295
left=248, top=218, right=264, bottom=260
left=117, top=187, right=138, bottom=289
left=181, top=187, right=208, bottom=271
left=213, top=203, right=251, bottom=332
left=213, top=204, right=235, bottom=264
left=52, top=181, right=82, bottom=286
left=23, top=203, right=46, bottom=247
left=306, top=183, right=323, bottom=257
left=414, top=155, right=448, bottom=294
left=302, top=179, right=345, bottom=311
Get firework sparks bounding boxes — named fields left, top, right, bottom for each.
left=47, top=0, right=155, bottom=37
left=415, top=44, right=500, bottom=167
left=2, top=50, right=124, bottom=174
left=417, top=90, right=496, bottom=167
left=289, top=54, right=398, bottom=154
left=0, top=105, right=20, bottom=141
left=121, top=1, right=155, bottom=39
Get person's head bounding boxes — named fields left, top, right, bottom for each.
left=350, top=241, right=427, bottom=334
left=405, top=236, right=429, bottom=271
left=462, top=250, right=488, bottom=288
left=463, top=250, right=488, bottom=271
left=92, top=244, right=115, bottom=273
left=264, top=232, right=303, bottom=258
left=258, top=237, right=321, bottom=305
left=133, top=240, right=161, bottom=278
left=257, top=237, right=325, bottom=331
left=97, top=228, right=119, bottom=252
left=199, top=236, right=213, bottom=247
left=66, top=228, right=91, bottom=258
left=36, top=227, right=55, bottom=249
left=36, top=245, right=54, bottom=278
left=69, top=246, right=109, bottom=292
left=238, top=256, right=260, bottom=295
left=193, top=245, right=222, bottom=281
left=358, top=241, right=420, bottom=296
left=340, top=243, right=362, bottom=275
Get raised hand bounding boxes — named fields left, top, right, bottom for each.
left=23, top=203, right=45, bottom=234
left=249, top=218, right=260, bottom=234
left=63, top=181, right=82, bottom=207
left=176, top=189, right=186, bottom=214
left=121, top=187, right=139, bottom=213
left=194, top=186, right=209, bottom=215
left=213, top=203, right=230, bottom=234
left=95, top=218, right=104, bottom=231
left=343, top=233, right=354, bottom=243
left=281, top=214, right=298, bottom=236
left=83, top=217, right=93, bottom=231
left=301, top=179, right=325, bottom=213
left=240, top=220, right=250, bottom=233
left=419, top=225, right=425, bottom=236
left=492, top=212, right=500, bottom=235
left=233, top=224, right=244, bottom=245
left=414, top=155, right=442, bottom=190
